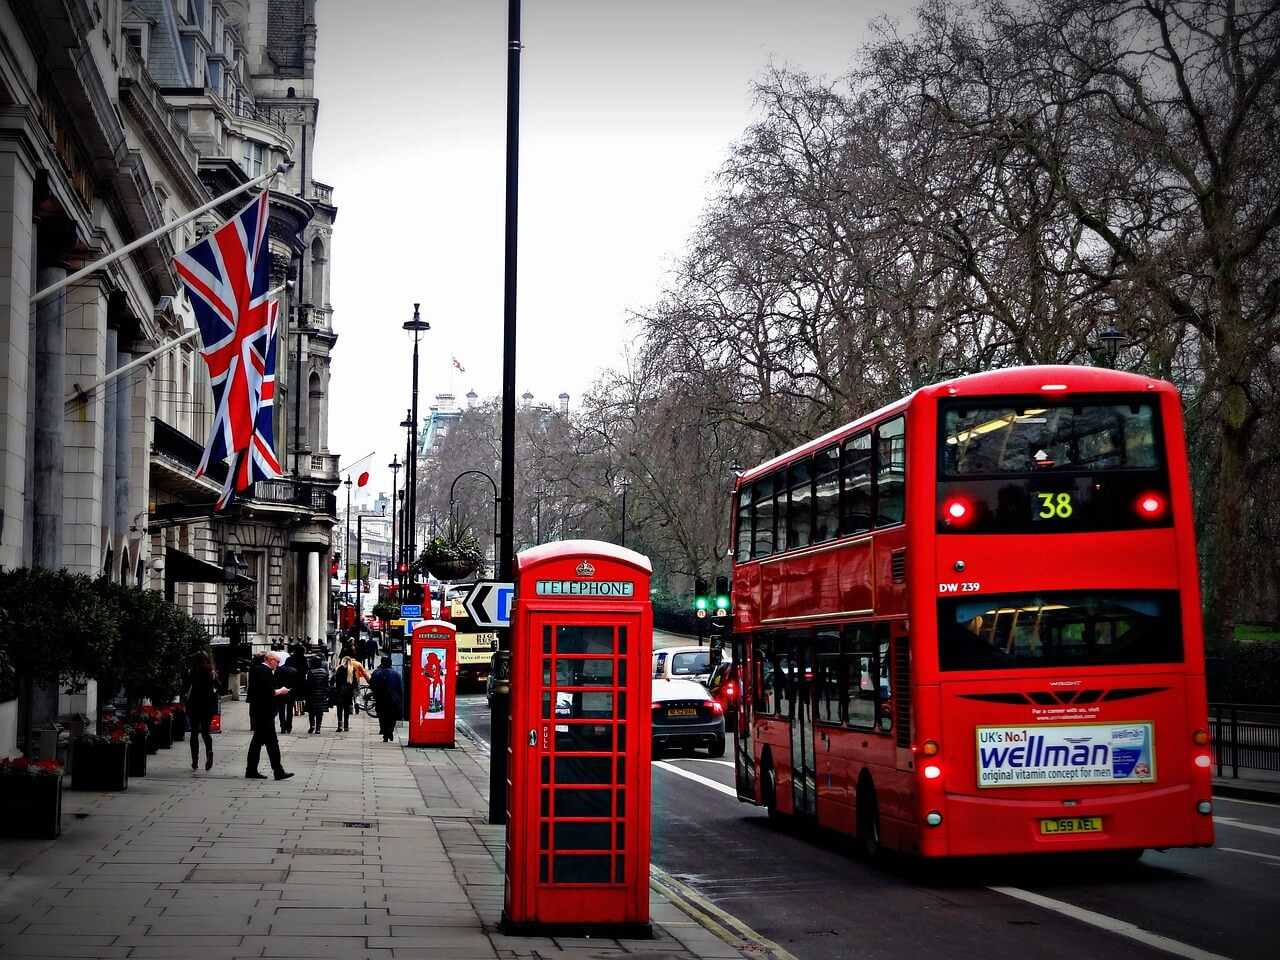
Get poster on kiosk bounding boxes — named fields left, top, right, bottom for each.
left=409, top=621, right=456, bottom=747
left=503, top=540, right=653, bottom=938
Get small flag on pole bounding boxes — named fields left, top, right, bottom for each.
left=452, top=356, right=465, bottom=374
left=358, top=471, right=370, bottom=488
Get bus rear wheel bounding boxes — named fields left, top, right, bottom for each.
left=762, top=760, right=784, bottom=823
left=856, top=780, right=881, bottom=861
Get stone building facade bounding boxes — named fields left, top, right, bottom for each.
left=0, top=0, right=341, bottom=756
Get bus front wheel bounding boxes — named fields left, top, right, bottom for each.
left=856, top=779, right=881, bottom=861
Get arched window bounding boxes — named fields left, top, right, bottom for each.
left=309, top=237, right=326, bottom=306
left=308, top=371, right=323, bottom=450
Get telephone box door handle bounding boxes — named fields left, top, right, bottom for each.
left=527, top=729, right=537, bottom=747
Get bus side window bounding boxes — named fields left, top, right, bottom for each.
left=876, top=417, right=906, bottom=527
left=877, top=633, right=894, bottom=733
left=735, top=487, right=752, bottom=562
left=815, top=630, right=842, bottom=723
left=774, top=651, right=793, bottom=718
left=841, top=432, right=873, bottom=536
left=844, top=625, right=876, bottom=729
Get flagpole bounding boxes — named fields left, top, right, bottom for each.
left=63, top=281, right=292, bottom=405
left=30, top=162, right=293, bottom=306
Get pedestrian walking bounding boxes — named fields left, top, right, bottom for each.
left=369, top=656, right=403, bottom=742
left=245, top=652, right=294, bottom=781
left=304, top=655, right=331, bottom=733
left=284, top=644, right=308, bottom=722
left=274, top=653, right=300, bottom=734
left=331, top=655, right=368, bottom=733
left=363, top=633, right=379, bottom=670
left=185, top=652, right=218, bottom=771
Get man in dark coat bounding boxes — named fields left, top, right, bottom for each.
left=283, top=645, right=309, bottom=724
left=363, top=634, right=379, bottom=670
left=304, top=656, right=331, bottom=733
left=274, top=653, right=300, bottom=734
left=369, top=656, right=403, bottom=742
left=245, top=652, right=294, bottom=780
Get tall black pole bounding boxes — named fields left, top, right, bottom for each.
left=356, top=514, right=364, bottom=646
left=491, top=0, right=521, bottom=827
left=388, top=456, right=400, bottom=586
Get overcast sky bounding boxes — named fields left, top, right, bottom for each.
left=315, top=0, right=896, bottom=504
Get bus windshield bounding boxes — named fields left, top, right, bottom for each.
left=938, top=590, right=1182, bottom=671
left=941, top=401, right=1159, bottom=476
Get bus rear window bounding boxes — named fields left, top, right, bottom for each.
left=941, top=401, right=1159, bottom=476
left=938, top=591, right=1182, bottom=671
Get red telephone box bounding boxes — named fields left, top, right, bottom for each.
left=409, top=620, right=456, bottom=747
left=503, top=541, right=652, bottom=937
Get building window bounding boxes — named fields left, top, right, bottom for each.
left=240, top=140, right=264, bottom=178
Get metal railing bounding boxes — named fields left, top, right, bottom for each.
left=1209, top=703, right=1280, bottom=779
left=250, top=478, right=337, bottom=516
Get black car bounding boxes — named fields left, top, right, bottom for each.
left=651, top=678, right=725, bottom=757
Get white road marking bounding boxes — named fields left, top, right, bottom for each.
left=654, top=760, right=739, bottom=798
left=1214, top=816, right=1280, bottom=837
left=667, top=757, right=736, bottom=767
left=455, top=718, right=490, bottom=756
left=650, top=864, right=800, bottom=960
left=990, top=886, right=1234, bottom=960
left=1218, top=846, right=1280, bottom=864
left=1213, top=795, right=1280, bottom=809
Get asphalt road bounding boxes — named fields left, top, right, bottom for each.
left=456, top=694, right=1280, bottom=960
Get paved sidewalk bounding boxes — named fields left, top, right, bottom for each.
left=0, top=704, right=747, bottom=960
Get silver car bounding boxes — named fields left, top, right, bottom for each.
left=651, top=677, right=725, bottom=757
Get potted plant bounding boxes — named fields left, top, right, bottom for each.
left=124, top=721, right=148, bottom=777
left=70, top=734, right=129, bottom=791
left=152, top=706, right=174, bottom=750
left=0, top=757, right=64, bottom=838
left=419, top=531, right=484, bottom=582
left=170, top=703, right=186, bottom=743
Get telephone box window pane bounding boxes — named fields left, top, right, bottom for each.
left=541, top=757, right=551, bottom=783
left=556, top=625, right=614, bottom=654
left=539, top=822, right=549, bottom=849
left=541, top=692, right=551, bottom=720
left=554, top=691, right=614, bottom=719
left=555, top=756, right=613, bottom=784
left=618, top=659, right=627, bottom=685
left=554, top=822, right=612, bottom=850
left=553, top=854, right=611, bottom=884
left=542, top=658, right=551, bottom=686
left=616, top=724, right=627, bottom=750
left=554, top=724, right=613, bottom=752
left=543, top=626, right=552, bottom=654
left=615, top=823, right=625, bottom=848
left=617, top=757, right=626, bottom=784
left=556, top=658, right=614, bottom=686
left=540, top=855, right=548, bottom=883
left=616, top=789, right=625, bottom=816
left=617, top=692, right=627, bottom=718
left=619, top=626, right=627, bottom=655
left=554, top=789, right=611, bottom=817
left=540, top=789, right=549, bottom=816
left=615, top=856, right=625, bottom=883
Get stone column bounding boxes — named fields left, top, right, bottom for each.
left=32, top=266, right=65, bottom=571
left=307, top=549, right=321, bottom=644
left=113, top=349, right=130, bottom=578
left=0, top=144, right=34, bottom=571
left=63, top=278, right=106, bottom=574
left=100, top=329, right=117, bottom=570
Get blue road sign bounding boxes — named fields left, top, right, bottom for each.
left=400, top=604, right=422, bottom=618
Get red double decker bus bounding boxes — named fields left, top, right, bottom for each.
left=729, top=366, right=1215, bottom=858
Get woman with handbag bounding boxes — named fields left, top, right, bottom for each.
left=331, top=655, right=369, bottom=733
left=185, top=652, right=219, bottom=771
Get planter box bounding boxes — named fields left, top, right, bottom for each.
left=127, top=738, right=147, bottom=777
left=70, top=740, right=129, bottom=791
left=152, top=721, right=172, bottom=750
left=0, top=774, right=63, bottom=838
left=171, top=713, right=186, bottom=743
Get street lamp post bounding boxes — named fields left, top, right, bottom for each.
left=403, top=304, right=430, bottom=590
left=343, top=475, right=353, bottom=620
left=491, top=0, right=523, bottom=826
left=388, top=455, right=400, bottom=592
left=619, top=476, right=630, bottom=548
left=1099, top=323, right=1127, bottom=369
left=355, top=513, right=364, bottom=649
left=449, top=470, right=500, bottom=577
left=399, top=408, right=414, bottom=587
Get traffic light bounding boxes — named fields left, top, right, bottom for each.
left=693, top=578, right=709, bottom=618
left=330, top=554, right=340, bottom=578
left=714, top=575, right=730, bottom=617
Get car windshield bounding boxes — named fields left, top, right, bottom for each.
left=671, top=651, right=710, bottom=676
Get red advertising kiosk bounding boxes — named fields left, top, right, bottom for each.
left=503, top=541, right=653, bottom=937
left=409, top=620, right=456, bottom=747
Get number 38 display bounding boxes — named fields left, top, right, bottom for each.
left=1033, top=490, right=1074, bottom=520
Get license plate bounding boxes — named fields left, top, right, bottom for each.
left=666, top=708, right=696, bottom=717
left=1039, top=816, right=1102, bottom=835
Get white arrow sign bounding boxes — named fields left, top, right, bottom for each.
left=464, top=581, right=515, bottom=629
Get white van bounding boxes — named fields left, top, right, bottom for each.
left=652, top=645, right=730, bottom=685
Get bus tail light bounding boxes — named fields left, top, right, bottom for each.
left=1136, top=492, right=1166, bottom=519
left=923, top=763, right=943, bottom=780
left=942, top=498, right=974, bottom=527
left=1193, top=753, right=1212, bottom=769
left=921, top=739, right=940, bottom=756
left=1192, top=729, right=1210, bottom=746
left=704, top=699, right=724, bottom=716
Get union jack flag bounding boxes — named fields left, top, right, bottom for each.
left=217, top=299, right=283, bottom=509
left=173, top=191, right=277, bottom=510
